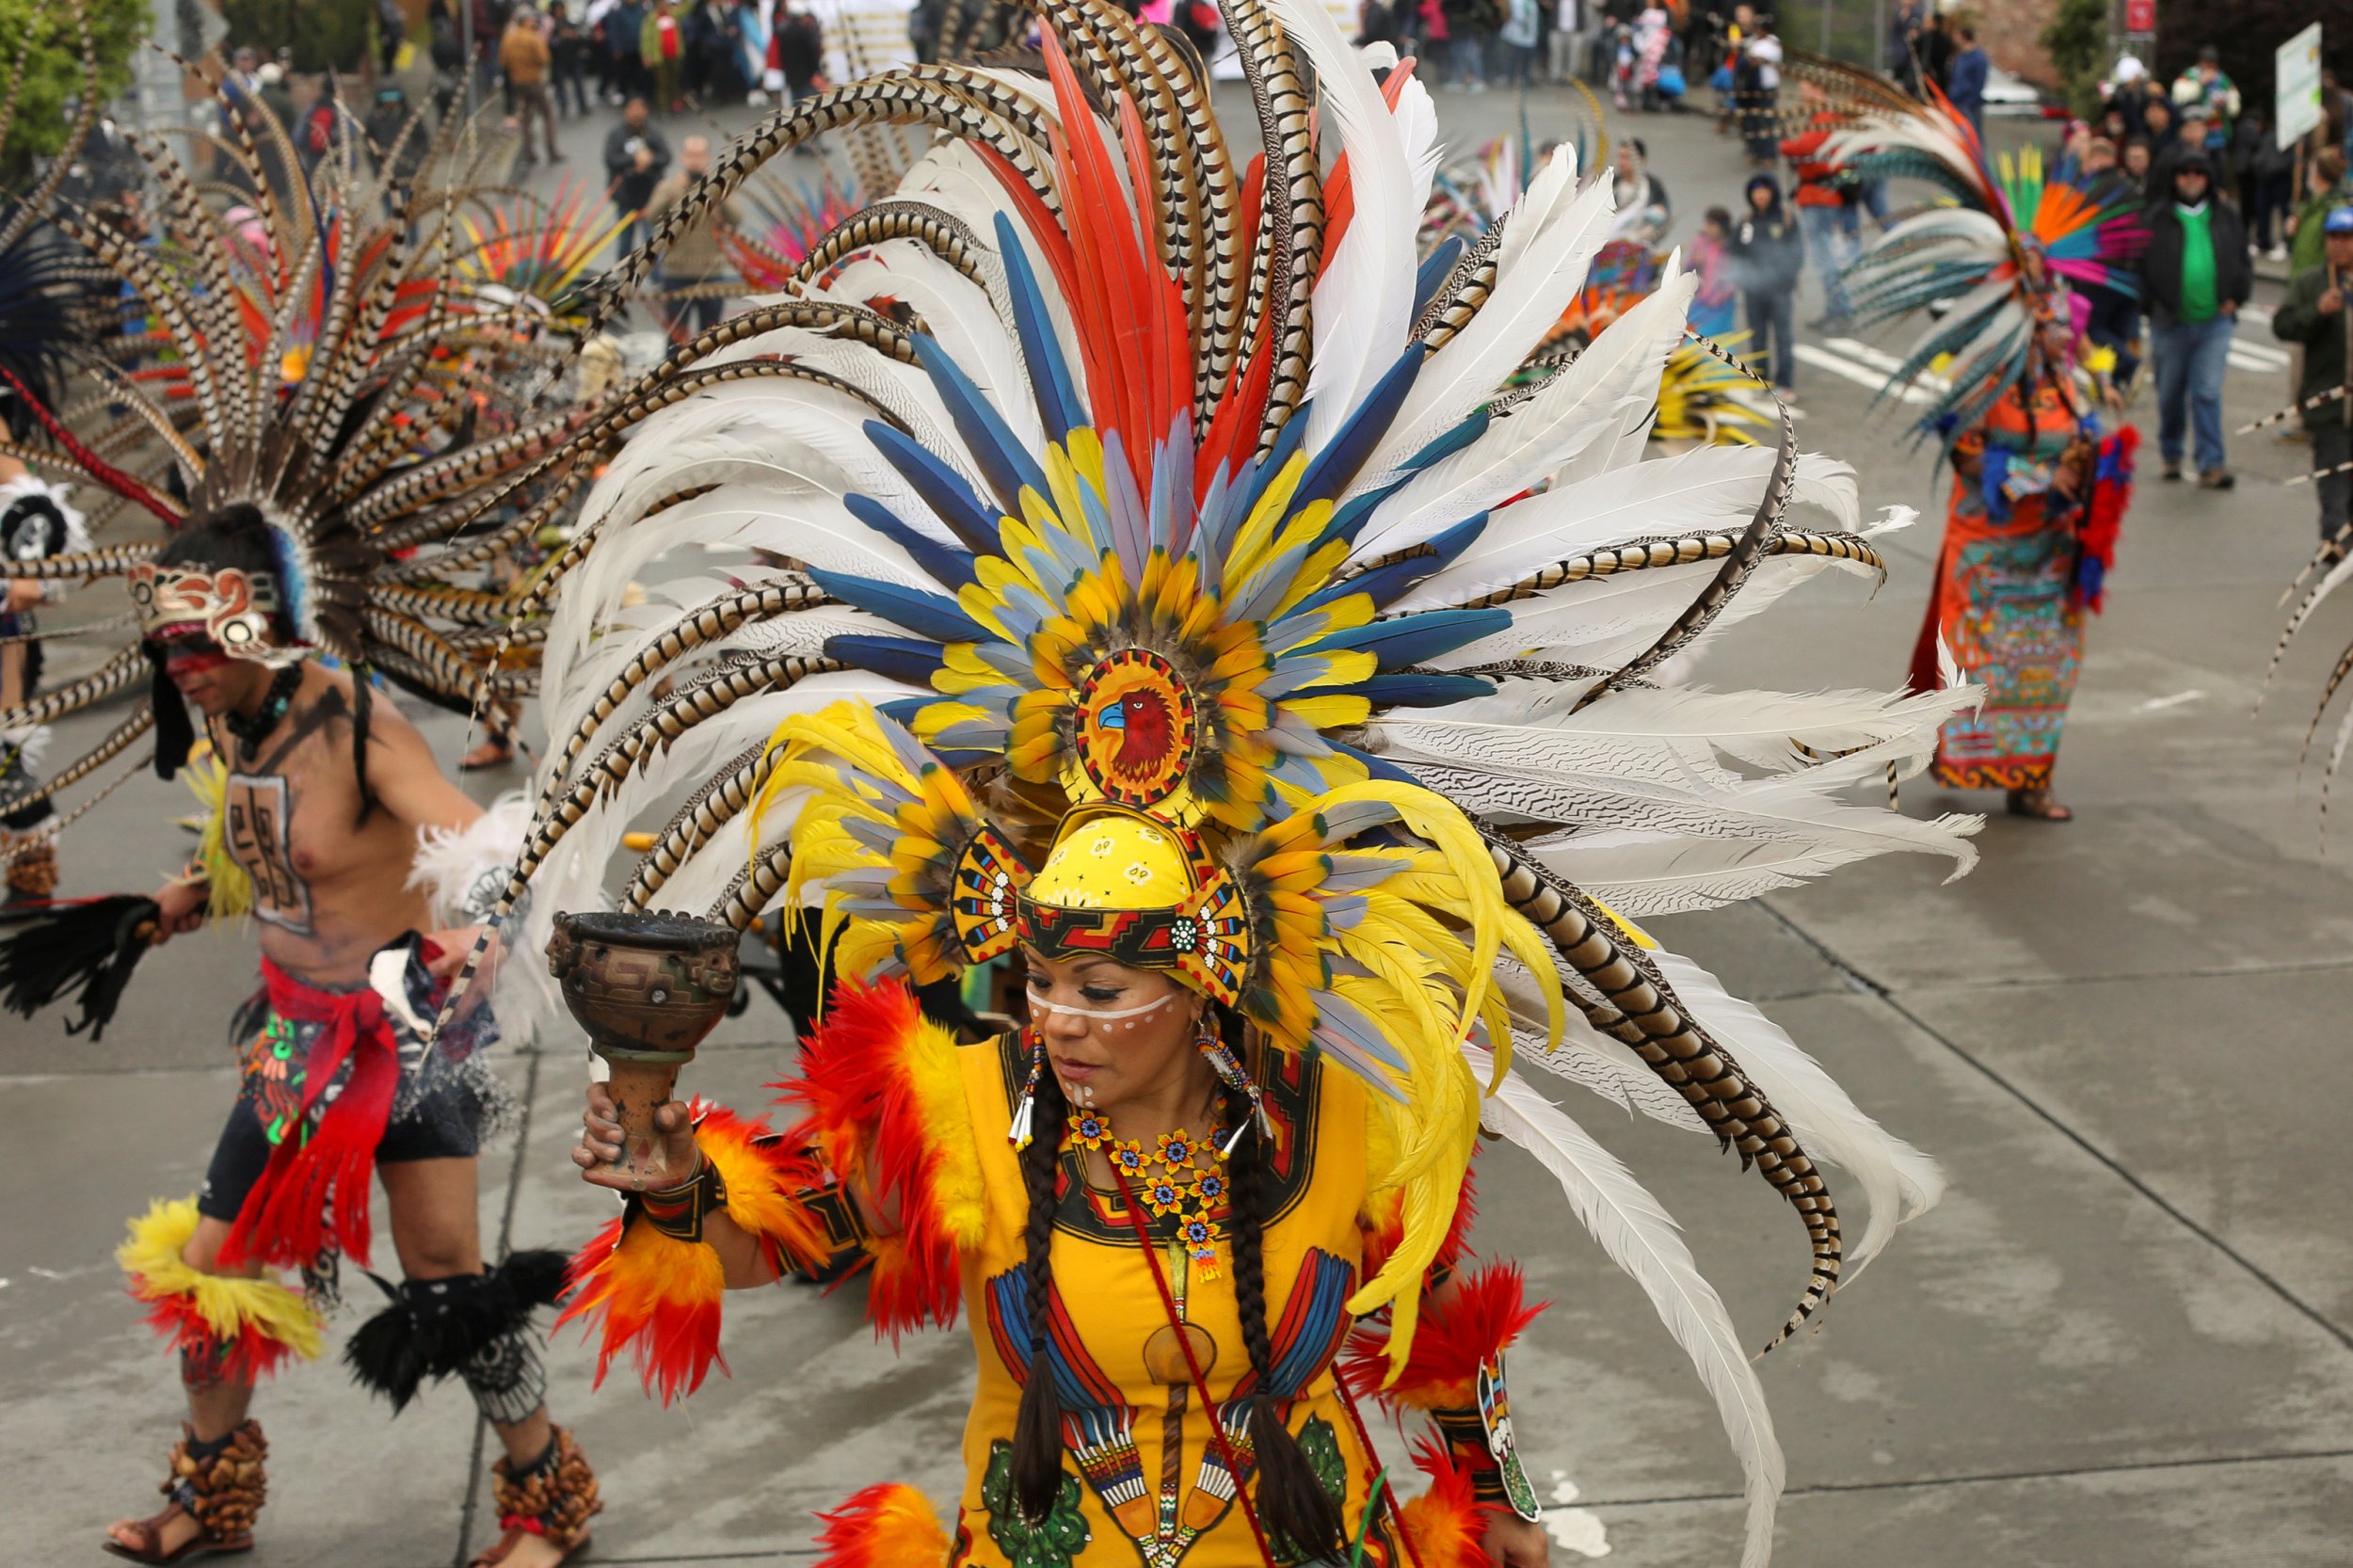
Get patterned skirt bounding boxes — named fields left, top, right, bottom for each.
left=1909, top=496, right=2084, bottom=792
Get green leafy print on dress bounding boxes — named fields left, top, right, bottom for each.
left=1268, top=1416, right=1350, bottom=1565
left=981, top=1438, right=1093, bottom=1568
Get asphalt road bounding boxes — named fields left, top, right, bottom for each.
left=5, top=75, right=2350, bottom=1568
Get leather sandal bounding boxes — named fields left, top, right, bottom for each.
left=103, top=1421, right=265, bottom=1564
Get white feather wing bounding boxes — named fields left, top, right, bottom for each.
left=1468, top=1048, right=1784, bottom=1568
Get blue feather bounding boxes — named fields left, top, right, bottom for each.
left=992, top=212, right=1084, bottom=443
left=865, top=421, right=1000, bottom=556
left=1226, top=399, right=1313, bottom=533
left=1415, top=236, right=1465, bottom=322
left=1327, top=671, right=1497, bottom=708
left=1295, top=344, right=1428, bottom=506
left=842, top=492, right=979, bottom=592
left=807, top=570, right=988, bottom=645
left=912, top=335, right=1054, bottom=515
left=1299, top=606, right=1511, bottom=668
left=826, top=635, right=951, bottom=686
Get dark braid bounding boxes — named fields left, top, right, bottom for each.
left=1222, top=1041, right=1345, bottom=1558
left=1008, top=1055, right=1070, bottom=1524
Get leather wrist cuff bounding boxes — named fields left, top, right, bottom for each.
left=636, top=1153, right=724, bottom=1243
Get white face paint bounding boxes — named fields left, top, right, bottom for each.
left=1027, top=993, right=1175, bottom=1029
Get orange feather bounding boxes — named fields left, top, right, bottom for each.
left=1396, top=1437, right=1495, bottom=1568
left=774, top=979, right=978, bottom=1341
left=811, top=1483, right=952, bottom=1568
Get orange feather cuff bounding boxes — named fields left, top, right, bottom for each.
left=774, top=979, right=985, bottom=1341
left=1395, top=1436, right=1497, bottom=1568
left=554, top=1102, right=826, bottom=1404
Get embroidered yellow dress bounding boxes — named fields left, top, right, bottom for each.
left=950, top=1034, right=1398, bottom=1568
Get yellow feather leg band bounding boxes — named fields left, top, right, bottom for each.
left=119, top=1196, right=323, bottom=1378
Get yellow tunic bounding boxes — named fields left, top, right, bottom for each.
left=948, top=1034, right=1399, bottom=1567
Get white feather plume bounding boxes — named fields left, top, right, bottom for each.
left=1271, top=0, right=1417, bottom=452
left=1467, top=1047, right=1784, bottom=1568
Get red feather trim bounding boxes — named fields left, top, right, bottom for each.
left=774, top=979, right=968, bottom=1341
left=137, top=1291, right=305, bottom=1385
left=811, top=1482, right=952, bottom=1568
left=2074, top=423, right=2137, bottom=613
left=1341, top=1261, right=1547, bottom=1411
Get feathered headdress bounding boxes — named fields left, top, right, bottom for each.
left=1827, top=84, right=2146, bottom=439
left=0, top=56, right=597, bottom=839
left=454, top=12, right=1968, bottom=1561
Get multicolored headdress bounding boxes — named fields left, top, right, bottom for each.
left=0, top=50, right=600, bottom=812
left=1826, top=85, right=2146, bottom=440
left=465, top=9, right=1970, bottom=1556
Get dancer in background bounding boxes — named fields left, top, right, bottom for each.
left=1833, top=90, right=2145, bottom=821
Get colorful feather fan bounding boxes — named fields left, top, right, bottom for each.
left=0, top=42, right=613, bottom=844
left=1827, top=84, right=2146, bottom=440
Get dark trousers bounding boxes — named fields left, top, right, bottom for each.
left=2314, top=415, right=2353, bottom=542
left=553, top=58, right=589, bottom=115
left=511, top=80, right=559, bottom=161
left=1744, top=289, right=1796, bottom=390
left=1738, top=86, right=1777, bottom=160
left=2081, top=283, right=2141, bottom=388
left=2248, top=172, right=2295, bottom=250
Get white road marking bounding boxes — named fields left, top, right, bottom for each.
left=1545, top=1473, right=1615, bottom=1559
left=2137, top=689, right=2207, bottom=712
left=1793, top=344, right=1934, bottom=403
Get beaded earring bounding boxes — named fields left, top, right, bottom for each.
left=1008, top=1028, right=1044, bottom=1148
left=1194, top=1009, right=1271, bottom=1155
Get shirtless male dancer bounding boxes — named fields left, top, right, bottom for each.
left=101, top=508, right=600, bottom=1568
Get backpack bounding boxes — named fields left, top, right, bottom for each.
left=305, top=103, right=336, bottom=154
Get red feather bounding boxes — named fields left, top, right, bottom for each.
left=1341, top=1260, right=1547, bottom=1411
left=774, top=979, right=968, bottom=1340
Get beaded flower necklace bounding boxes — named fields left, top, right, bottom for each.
left=1067, top=1110, right=1233, bottom=1280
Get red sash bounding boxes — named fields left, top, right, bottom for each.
left=218, top=960, right=403, bottom=1270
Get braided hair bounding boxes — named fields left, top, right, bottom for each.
left=1003, top=1010, right=1345, bottom=1555
left=1008, top=1051, right=1072, bottom=1523
left=1218, top=1028, right=1345, bottom=1558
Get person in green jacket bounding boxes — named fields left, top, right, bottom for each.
left=2287, top=148, right=2353, bottom=278
left=2273, top=206, right=2353, bottom=542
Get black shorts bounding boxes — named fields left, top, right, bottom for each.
left=195, top=1086, right=484, bottom=1223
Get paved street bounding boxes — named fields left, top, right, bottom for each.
left=6, top=72, right=2352, bottom=1568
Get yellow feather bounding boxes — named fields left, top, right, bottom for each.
left=118, top=1197, right=322, bottom=1359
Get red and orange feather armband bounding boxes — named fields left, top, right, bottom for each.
left=554, top=1102, right=827, bottom=1405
